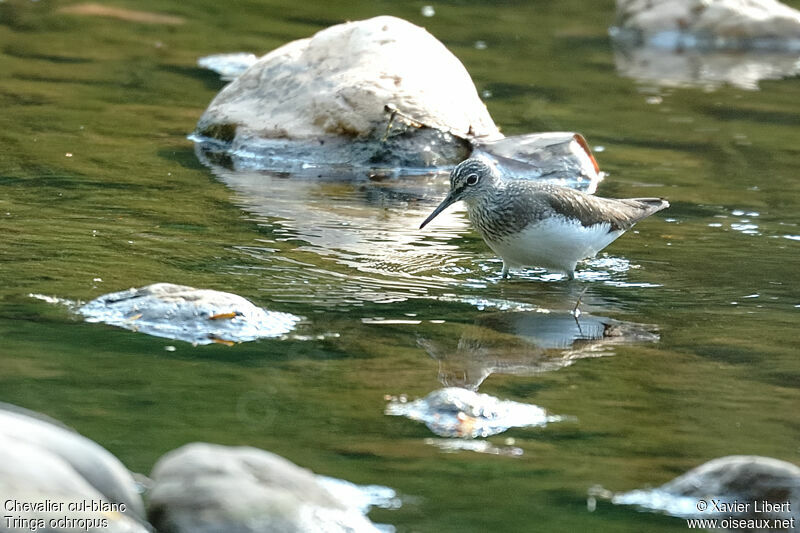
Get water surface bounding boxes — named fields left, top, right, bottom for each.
left=1, top=1, right=799, bottom=531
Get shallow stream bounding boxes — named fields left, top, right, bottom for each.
left=1, top=1, right=799, bottom=531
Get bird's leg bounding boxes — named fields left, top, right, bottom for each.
left=571, top=286, right=589, bottom=319
left=501, top=263, right=510, bottom=279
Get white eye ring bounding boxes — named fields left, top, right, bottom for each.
left=466, top=174, right=479, bottom=186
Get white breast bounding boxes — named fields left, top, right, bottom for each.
left=482, top=216, right=625, bottom=274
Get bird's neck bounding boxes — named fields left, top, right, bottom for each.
left=464, top=181, right=520, bottom=241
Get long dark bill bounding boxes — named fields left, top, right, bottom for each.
left=419, top=193, right=457, bottom=229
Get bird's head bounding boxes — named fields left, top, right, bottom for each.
left=419, top=157, right=499, bottom=229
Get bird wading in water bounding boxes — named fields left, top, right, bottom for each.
left=419, top=157, right=669, bottom=280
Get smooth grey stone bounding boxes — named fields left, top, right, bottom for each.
left=602, top=455, right=800, bottom=524
left=0, top=404, right=148, bottom=532
left=148, top=443, right=388, bottom=533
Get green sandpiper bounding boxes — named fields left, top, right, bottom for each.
left=420, top=157, right=669, bottom=280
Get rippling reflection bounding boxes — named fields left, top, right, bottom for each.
left=419, top=310, right=659, bottom=389
left=613, top=44, right=800, bottom=90
left=201, top=158, right=468, bottom=298
left=198, top=153, right=598, bottom=305
left=197, top=149, right=642, bottom=306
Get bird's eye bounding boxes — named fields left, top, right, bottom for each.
left=465, top=174, right=479, bottom=186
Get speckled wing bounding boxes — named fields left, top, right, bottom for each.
left=538, top=186, right=669, bottom=231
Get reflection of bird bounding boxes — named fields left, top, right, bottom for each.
left=420, top=157, right=669, bottom=279
left=419, top=311, right=659, bottom=389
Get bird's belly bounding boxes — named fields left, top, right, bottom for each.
left=483, top=218, right=623, bottom=272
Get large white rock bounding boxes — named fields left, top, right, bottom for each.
left=148, top=443, right=389, bottom=533
left=196, top=15, right=501, bottom=145
left=193, top=17, right=611, bottom=173
left=616, top=0, right=800, bottom=40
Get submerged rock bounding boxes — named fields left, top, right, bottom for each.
left=0, top=403, right=148, bottom=532
left=194, top=130, right=603, bottom=191
left=79, top=283, right=300, bottom=345
left=385, top=387, right=563, bottom=438
left=595, top=455, right=800, bottom=526
left=472, top=132, right=601, bottom=191
left=147, top=443, right=394, bottom=533
left=198, top=52, right=257, bottom=81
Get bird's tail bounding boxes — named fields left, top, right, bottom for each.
left=623, top=198, right=670, bottom=222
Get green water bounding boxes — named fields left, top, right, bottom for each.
left=2, top=0, right=800, bottom=531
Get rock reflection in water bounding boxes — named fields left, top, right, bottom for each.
left=200, top=156, right=469, bottom=291
left=420, top=310, right=659, bottom=390
left=195, top=131, right=602, bottom=189
left=423, top=438, right=523, bottom=457
left=612, top=43, right=800, bottom=90
left=610, top=0, right=800, bottom=89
